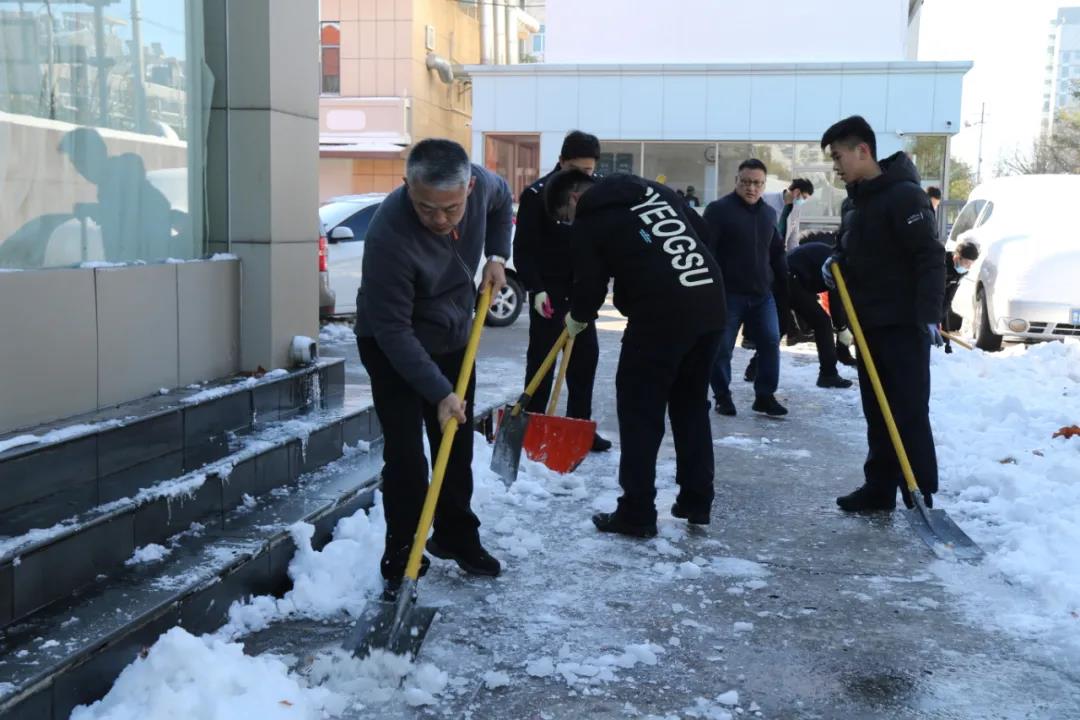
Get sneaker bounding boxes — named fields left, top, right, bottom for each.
left=426, top=537, right=501, bottom=577
left=836, top=484, right=896, bottom=512
left=816, top=373, right=853, bottom=389
left=752, top=394, right=788, bottom=416
left=671, top=502, right=710, bottom=525
left=591, top=512, right=658, bottom=538
left=714, top=396, right=737, bottom=416
left=743, top=356, right=758, bottom=382
left=591, top=433, right=612, bottom=452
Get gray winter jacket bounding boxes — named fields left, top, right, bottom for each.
left=355, top=165, right=513, bottom=404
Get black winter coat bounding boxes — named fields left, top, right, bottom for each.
left=702, top=192, right=788, bottom=298
left=569, top=174, right=726, bottom=334
left=834, top=152, right=945, bottom=329
left=514, top=167, right=574, bottom=297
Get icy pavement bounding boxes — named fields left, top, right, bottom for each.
left=73, top=320, right=1080, bottom=719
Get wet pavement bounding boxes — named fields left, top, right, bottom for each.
left=269, top=315, right=1080, bottom=719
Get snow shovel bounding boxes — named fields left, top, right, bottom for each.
left=489, top=329, right=569, bottom=484
left=942, top=331, right=974, bottom=351
left=523, top=338, right=597, bottom=473
left=345, top=286, right=492, bottom=659
left=831, top=263, right=983, bottom=563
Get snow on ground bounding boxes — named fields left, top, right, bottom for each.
left=0, top=419, right=125, bottom=455
left=319, top=322, right=356, bottom=346
left=69, top=333, right=1080, bottom=718
left=924, top=340, right=1080, bottom=652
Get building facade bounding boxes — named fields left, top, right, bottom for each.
left=317, top=0, right=539, bottom=201
left=466, top=0, right=966, bottom=218
left=0, top=1, right=320, bottom=435
left=1041, top=6, right=1080, bottom=136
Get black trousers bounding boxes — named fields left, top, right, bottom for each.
left=524, top=292, right=599, bottom=418
left=357, top=337, right=481, bottom=581
left=856, top=325, right=939, bottom=496
left=788, top=279, right=838, bottom=376
left=615, top=325, right=722, bottom=525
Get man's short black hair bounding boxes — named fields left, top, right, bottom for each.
left=926, top=186, right=942, bottom=200
left=738, top=158, right=767, bottom=174
left=544, top=168, right=597, bottom=218
left=820, top=115, right=877, bottom=158
left=798, top=229, right=837, bottom=247
left=956, top=240, right=980, bottom=261
left=560, top=130, right=601, bottom=161
left=789, top=178, right=814, bottom=196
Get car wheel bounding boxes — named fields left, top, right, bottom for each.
left=974, top=286, right=1003, bottom=352
left=486, top=274, right=523, bottom=327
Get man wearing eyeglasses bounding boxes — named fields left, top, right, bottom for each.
left=702, top=159, right=789, bottom=417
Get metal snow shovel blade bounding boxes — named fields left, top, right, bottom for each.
left=523, top=337, right=597, bottom=473
left=831, top=264, right=984, bottom=563
left=346, top=286, right=492, bottom=659
left=489, top=329, right=569, bottom=484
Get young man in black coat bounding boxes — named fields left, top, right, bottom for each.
left=786, top=240, right=853, bottom=388
left=514, top=131, right=610, bottom=452
left=547, top=170, right=726, bottom=538
left=703, top=159, right=789, bottom=417
left=820, top=116, right=946, bottom=512
left=942, top=240, right=979, bottom=332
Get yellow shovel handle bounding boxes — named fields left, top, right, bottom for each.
left=942, top=331, right=974, bottom=351
left=403, top=285, right=491, bottom=582
left=831, top=263, right=920, bottom=495
left=511, top=328, right=569, bottom=417
left=545, top=337, right=575, bottom=416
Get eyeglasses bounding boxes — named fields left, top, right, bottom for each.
left=737, top=179, right=765, bottom=189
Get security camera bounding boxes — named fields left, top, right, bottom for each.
left=896, top=130, right=906, bottom=137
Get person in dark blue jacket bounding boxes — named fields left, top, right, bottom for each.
left=702, top=159, right=789, bottom=417
left=355, top=139, right=511, bottom=598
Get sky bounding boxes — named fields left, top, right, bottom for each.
left=918, top=0, right=1069, bottom=178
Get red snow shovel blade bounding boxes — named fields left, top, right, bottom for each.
left=522, top=416, right=597, bottom=473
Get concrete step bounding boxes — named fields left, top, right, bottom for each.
left=0, top=438, right=383, bottom=719
left=0, top=359, right=346, bottom=538
left=0, top=396, right=380, bottom=632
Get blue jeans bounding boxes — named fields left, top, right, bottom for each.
left=710, top=292, right=780, bottom=400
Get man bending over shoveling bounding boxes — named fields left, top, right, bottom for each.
left=546, top=169, right=727, bottom=538
left=355, top=139, right=512, bottom=599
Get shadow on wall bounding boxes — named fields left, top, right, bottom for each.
left=0, top=126, right=189, bottom=269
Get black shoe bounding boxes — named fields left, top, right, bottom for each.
left=381, top=555, right=430, bottom=601
left=591, top=512, right=658, bottom=538
left=743, top=356, right=758, bottom=382
left=836, top=485, right=896, bottom=512
left=816, top=373, right=853, bottom=389
left=426, top=537, right=502, bottom=577
left=671, top=502, right=710, bottom=525
left=591, top=433, right=612, bottom=452
left=836, top=344, right=857, bottom=367
left=752, top=394, right=788, bottom=416
left=714, top=396, right=737, bottom=416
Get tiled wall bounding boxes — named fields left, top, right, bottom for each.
left=0, top=260, right=241, bottom=434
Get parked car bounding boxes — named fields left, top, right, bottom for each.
left=948, top=174, right=1080, bottom=350
left=317, top=193, right=525, bottom=327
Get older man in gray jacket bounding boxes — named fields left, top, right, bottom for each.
left=355, top=139, right=512, bottom=599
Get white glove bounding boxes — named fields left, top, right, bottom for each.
left=533, top=291, right=554, bottom=319
left=837, top=328, right=854, bottom=347
left=565, top=312, right=588, bottom=338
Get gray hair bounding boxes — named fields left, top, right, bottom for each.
left=406, top=138, right=472, bottom=190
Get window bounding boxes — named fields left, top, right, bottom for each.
left=340, top=205, right=379, bottom=242
left=975, top=201, right=994, bottom=227
left=0, top=0, right=207, bottom=268
left=642, top=143, right=719, bottom=206
left=949, top=200, right=985, bottom=243
left=321, top=22, right=341, bottom=95
left=483, top=134, right=540, bottom=198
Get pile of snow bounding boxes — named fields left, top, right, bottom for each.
left=125, top=544, right=171, bottom=566
left=929, top=341, right=1080, bottom=638
left=318, top=322, right=355, bottom=346
left=0, top=419, right=124, bottom=454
